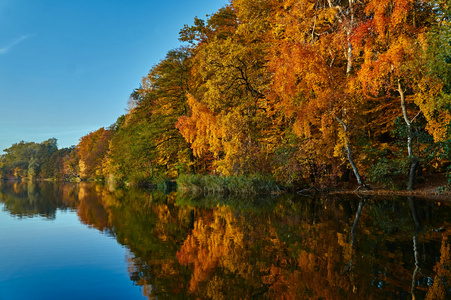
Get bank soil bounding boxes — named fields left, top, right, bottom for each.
left=331, top=173, right=451, bottom=199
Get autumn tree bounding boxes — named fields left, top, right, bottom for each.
left=265, top=0, right=371, bottom=186
left=137, top=47, right=195, bottom=176
left=0, top=138, right=62, bottom=179
left=423, top=0, right=451, bottom=178
left=103, top=47, right=196, bottom=185
left=354, top=0, right=442, bottom=189
left=177, top=3, right=279, bottom=176
left=77, top=128, right=111, bottom=180
left=102, top=115, right=158, bottom=185
left=39, top=146, right=76, bottom=179
left=66, top=0, right=451, bottom=188
left=2, top=141, right=37, bottom=177
left=426, top=0, right=451, bottom=121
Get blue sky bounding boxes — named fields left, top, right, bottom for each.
left=0, top=0, right=229, bottom=152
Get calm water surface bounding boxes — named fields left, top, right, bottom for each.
left=0, top=182, right=143, bottom=300
left=0, top=181, right=450, bottom=299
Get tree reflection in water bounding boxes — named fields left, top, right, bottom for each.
left=0, top=180, right=79, bottom=218
left=1, top=181, right=450, bottom=299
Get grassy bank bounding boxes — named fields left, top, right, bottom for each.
left=177, top=174, right=281, bottom=195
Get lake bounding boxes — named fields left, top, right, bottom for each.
left=0, top=181, right=450, bottom=299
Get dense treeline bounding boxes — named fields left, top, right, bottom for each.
left=0, top=138, right=77, bottom=180
left=3, top=0, right=451, bottom=189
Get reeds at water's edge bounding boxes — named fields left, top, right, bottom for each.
left=176, top=174, right=280, bottom=195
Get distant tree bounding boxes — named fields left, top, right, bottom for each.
left=1, top=138, right=59, bottom=178
left=40, top=146, right=76, bottom=179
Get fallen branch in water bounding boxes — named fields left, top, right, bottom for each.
left=297, top=187, right=318, bottom=196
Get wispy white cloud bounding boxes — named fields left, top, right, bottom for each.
left=0, top=35, right=31, bottom=54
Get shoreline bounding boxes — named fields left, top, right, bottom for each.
left=330, top=188, right=451, bottom=199
left=323, top=172, right=451, bottom=199
left=3, top=174, right=451, bottom=200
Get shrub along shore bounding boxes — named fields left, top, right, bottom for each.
left=176, top=174, right=281, bottom=195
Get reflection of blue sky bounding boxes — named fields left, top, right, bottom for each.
left=0, top=207, right=142, bottom=299
left=0, top=0, right=228, bottom=152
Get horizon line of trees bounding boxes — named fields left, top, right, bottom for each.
left=0, top=138, right=77, bottom=179
left=3, top=0, right=451, bottom=190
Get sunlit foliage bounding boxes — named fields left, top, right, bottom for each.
left=12, top=0, right=451, bottom=188
left=0, top=138, right=74, bottom=179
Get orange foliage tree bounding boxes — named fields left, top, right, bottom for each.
left=265, top=0, right=370, bottom=185
left=354, top=0, right=444, bottom=189
left=77, top=127, right=111, bottom=180
left=68, top=0, right=451, bottom=187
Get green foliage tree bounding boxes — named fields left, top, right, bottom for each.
left=103, top=47, right=195, bottom=185
left=177, top=3, right=278, bottom=176
left=0, top=138, right=70, bottom=179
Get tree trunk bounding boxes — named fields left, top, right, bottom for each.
left=335, top=116, right=365, bottom=187
left=407, top=156, right=418, bottom=191
left=189, top=147, right=195, bottom=174
left=346, top=0, right=354, bottom=75
left=398, top=80, right=418, bottom=190
left=337, top=0, right=364, bottom=187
